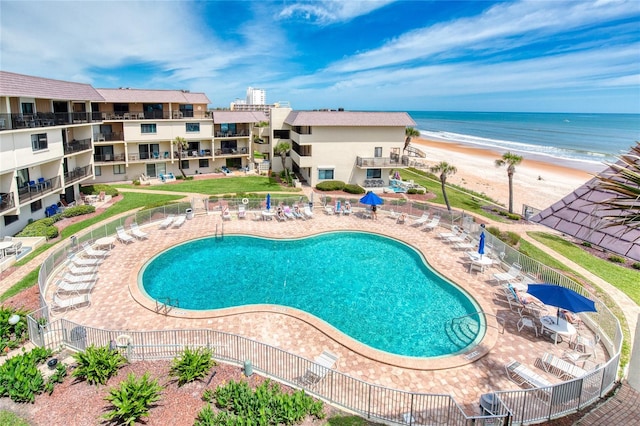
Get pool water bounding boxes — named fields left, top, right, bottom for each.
left=140, top=232, right=482, bottom=358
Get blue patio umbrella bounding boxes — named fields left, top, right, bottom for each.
left=478, top=231, right=486, bottom=257
left=266, top=193, right=271, bottom=211
left=527, top=283, right=597, bottom=321
left=359, top=191, right=384, bottom=206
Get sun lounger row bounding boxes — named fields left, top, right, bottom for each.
left=158, top=214, right=187, bottom=229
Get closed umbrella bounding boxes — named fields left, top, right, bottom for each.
left=527, top=283, right=596, bottom=322
left=266, top=193, right=271, bottom=211
left=478, top=231, right=486, bottom=257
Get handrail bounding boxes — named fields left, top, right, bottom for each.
left=452, top=311, right=505, bottom=334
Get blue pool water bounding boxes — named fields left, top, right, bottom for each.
left=140, top=232, right=482, bottom=358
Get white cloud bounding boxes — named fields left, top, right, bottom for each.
left=278, top=0, right=395, bottom=25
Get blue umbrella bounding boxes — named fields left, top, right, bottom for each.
left=266, top=193, right=271, bottom=211
left=478, top=231, right=486, bottom=257
left=527, top=283, right=596, bottom=321
left=359, top=191, right=383, bottom=206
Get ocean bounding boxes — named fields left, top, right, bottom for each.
left=408, top=111, right=639, bottom=173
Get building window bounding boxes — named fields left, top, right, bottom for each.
left=113, top=164, right=125, bottom=174
left=186, top=123, right=200, bottom=133
left=141, top=123, right=157, bottom=134
left=366, top=169, right=382, bottom=179
left=113, top=103, right=129, bottom=114
left=274, top=129, right=290, bottom=139
left=95, top=166, right=102, bottom=176
left=374, top=147, right=382, bottom=157
left=199, top=159, right=209, bottom=168
left=22, top=102, right=34, bottom=114
left=4, top=215, right=19, bottom=226
left=318, top=169, right=334, bottom=180
left=180, top=104, right=194, bottom=118
left=31, top=200, right=42, bottom=212
left=31, top=133, right=48, bottom=151
left=181, top=160, right=190, bottom=169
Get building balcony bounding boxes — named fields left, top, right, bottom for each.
left=214, top=147, right=249, bottom=157
left=64, top=165, right=92, bottom=185
left=0, top=192, right=15, bottom=214
left=94, top=132, right=124, bottom=142
left=0, top=112, right=99, bottom=131
left=18, top=176, right=61, bottom=204
left=215, top=130, right=250, bottom=138
left=356, top=155, right=408, bottom=168
left=94, top=153, right=126, bottom=163
left=64, top=138, right=92, bottom=155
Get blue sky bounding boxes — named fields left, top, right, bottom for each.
left=1, top=0, right=639, bottom=113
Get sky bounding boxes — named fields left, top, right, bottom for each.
left=1, top=0, right=639, bottom=113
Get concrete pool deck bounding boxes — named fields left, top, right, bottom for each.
left=43, top=207, right=608, bottom=414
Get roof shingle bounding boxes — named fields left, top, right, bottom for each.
left=0, top=71, right=104, bottom=101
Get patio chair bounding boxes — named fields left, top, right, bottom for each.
left=300, top=350, right=339, bottom=386
left=57, top=278, right=97, bottom=294
left=292, top=205, right=305, bottom=219
left=172, top=214, right=187, bottom=228
left=222, top=207, right=232, bottom=221
left=438, top=225, right=460, bottom=240
left=51, top=293, right=90, bottom=312
left=303, top=205, right=314, bottom=219
left=130, top=222, right=149, bottom=240
left=562, top=350, right=592, bottom=367
left=72, top=256, right=103, bottom=267
left=447, top=230, right=470, bottom=244
left=5, top=240, right=22, bottom=256
left=116, top=226, right=135, bottom=244
left=324, top=205, right=335, bottom=215
left=62, top=272, right=97, bottom=284
left=422, top=216, right=441, bottom=231
left=159, top=214, right=175, bottom=229
left=238, top=205, right=247, bottom=219
left=81, top=242, right=109, bottom=258
left=492, top=263, right=522, bottom=284
left=67, top=263, right=96, bottom=276
left=411, top=212, right=430, bottom=227
left=396, top=213, right=407, bottom=224
left=283, top=206, right=295, bottom=220
left=517, top=316, right=538, bottom=336
left=572, top=333, right=600, bottom=358
left=342, top=203, right=352, bottom=215
left=540, top=352, right=587, bottom=380
left=505, top=359, right=553, bottom=397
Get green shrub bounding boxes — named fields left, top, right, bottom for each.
left=608, top=255, right=626, bottom=264
left=132, top=180, right=140, bottom=186
left=506, top=213, right=521, bottom=221
left=44, top=363, right=68, bottom=395
left=505, top=231, right=521, bottom=247
left=581, top=241, right=592, bottom=248
left=80, top=184, right=118, bottom=197
left=169, top=347, right=216, bottom=386
left=407, top=188, right=425, bottom=195
left=0, top=306, right=30, bottom=352
left=194, top=404, right=217, bottom=426
left=72, top=345, right=127, bottom=385
left=103, top=373, right=162, bottom=426
left=202, top=389, right=215, bottom=403
left=0, top=347, right=52, bottom=403
left=16, top=218, right=59, bottom=239
left=316, top=180, right=345, bottom=191
left=632, top=262, right=640, bottom=270
left=61, top=205, right=96, bottom=218
left=343, top=184, right=365, bottom=194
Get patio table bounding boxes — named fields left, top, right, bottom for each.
left=540, top=315, right=576, bottom=345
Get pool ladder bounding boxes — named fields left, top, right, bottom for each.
left=215, top=222, right=224, bottom=240
left=155, top=298, right=178, bottom=315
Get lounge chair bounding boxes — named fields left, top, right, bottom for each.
left=57, top=278, right=97, bottom=294
left=81, top=242, right=109, bottom=258
left=116, top=226, right=135, bottom=244
left=130, top=222, right=149, bottom=240
left=283, top=206, right=295, bottom=220
left=492, top=263, right=522, bottom=284
left=52, top=293, right=90, bottom=312
left=505, top=359, right=553, bottom=389
left=540, top=352, right=587, bottom=380
left=5, top=240, right=22, bottom=256
left=422, top=216, right=441, bottom=231
left=172, top=214, right=187, bottom=228
left=334, top=201, right=342, bottom=215
left=67, top=264, right=96, bottom=275
left=238, top=205, right=246, bottom=219
left=324, top=205, right=334, bottom=215
left=562, top=350, right=592, bottom=367
left=453, top=239, right=476, bottom=250
left=396, top=213, right=407, bottom=224
left=303, top=205, right=314, bottom=219
left=62, top=272, right=97, bottom=284
left=411, top=212, right=430, bottom=227
left=159, top=214, right=175, bottom=229
left=438, top=225, right=460, bottom=240
left=447, top=230, right=470, bottom=244
left=292, top=205, right=305, bottom=219
left=342, top=203, right=352, bottom=215
left=72, top=256, right=102, bottom=267
left=222, top=207, right=232, bottom=221
left=300, top=350, right=339, bottom=385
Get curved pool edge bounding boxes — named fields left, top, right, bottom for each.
left=128, top=231, right=498, bottom=371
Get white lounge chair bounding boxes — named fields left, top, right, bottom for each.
left=62, top=272, right=97, bottom=284
left=172, top=214, right=187, bottom=228
left=159, top=214, right=175, bottom=229
left=453, top=238, right=477, bottom=250
left=283, top=206, right=295, bottom=220
left=72, top=257, right=102, bottom=267
left=324, top=205, right=334, bottom=215
left=411, top=213, right=430, bottom=227
left=67, top=264, right=96, bottom=276
left=81, top=242, right=108, bottom=258
left=52, top=293, right=90, bottom=311
left=238, top=205, right=246, bottom=219
left=540, top=352, right=587, bottom=380
left=505, top=359, right=553, bottom=389
left=116, top=226, right=135, bottom=244
left=447, top=230, right=470, bottom=244
left=300, top=350, right=339, bottom=385
left=303, top=205, right=314, bottom=219
left=342, top=203, right=352, bottom=215
left=492, top=263, right=522, bottom=284
left=130, top=222, right=148, bottom=240
left=438, top=225, right=460, bottom=240
left=57, top=279, right=97, bottom=294
left=222, top=208, right=232, bottom=221
left=292, top=205, right=305, bottom=219
left=422, top=216, right=441, bottom=231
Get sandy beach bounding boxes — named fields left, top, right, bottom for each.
left=410, top=137, right=595, bottom=212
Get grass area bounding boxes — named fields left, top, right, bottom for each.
left=326, top=415, right=381, bottom=426
left=114, top=176, right=300, bottom=195
left=0, top=411, right=30, bottom=426
left=528, top=232, right=640, bottom=305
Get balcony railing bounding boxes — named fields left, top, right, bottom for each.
left=94, top=153, right=125, bottom=163
left=356, top=155, right=407, bottom=168
left=64, top=138, right=92, bottom=155
left=0, top=112, right=100, bottom=131
left=0, top=192, right=15, bottom=213
left=18, top=176, right=61, bottom=204
left=215, top=130, right=250, bottom=138
left=101, top=111, right=202, bottom=120
left=64, top=165, right=92, bottom=185
left=94, top=132, right=124, bottom=142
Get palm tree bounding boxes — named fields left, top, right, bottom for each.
left=404, top=127, right=420, bottom=152
left=495, top=151, right=523, bottom=214
left=595, top=142, right=640, bottom=228
left=430, top=161, right=457, bottom=211
left=173, top=136, right=188, bottom=178
left=274, top=141, right=291, bottom=182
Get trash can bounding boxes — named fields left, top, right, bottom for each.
left=186, top=208, right=193, bottom=220
left=479, top=393, right=500, bottom=416
left=69, top=326, right=87, bottom=350
left=244, top=360, right=253, bottom=376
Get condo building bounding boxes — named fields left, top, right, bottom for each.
left=1, top=71, right=414, bottom=237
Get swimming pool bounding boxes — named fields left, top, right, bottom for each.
left=140, top=231, right=483, bottom=358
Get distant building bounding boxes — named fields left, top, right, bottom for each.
left=246, top=87, right=266, bottom=105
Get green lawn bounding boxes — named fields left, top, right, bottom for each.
left=528, top=232, right=640, bottom=305
left=0, top=411, right=30, bottom=426
left=114, top=176, right=300, bottom=195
